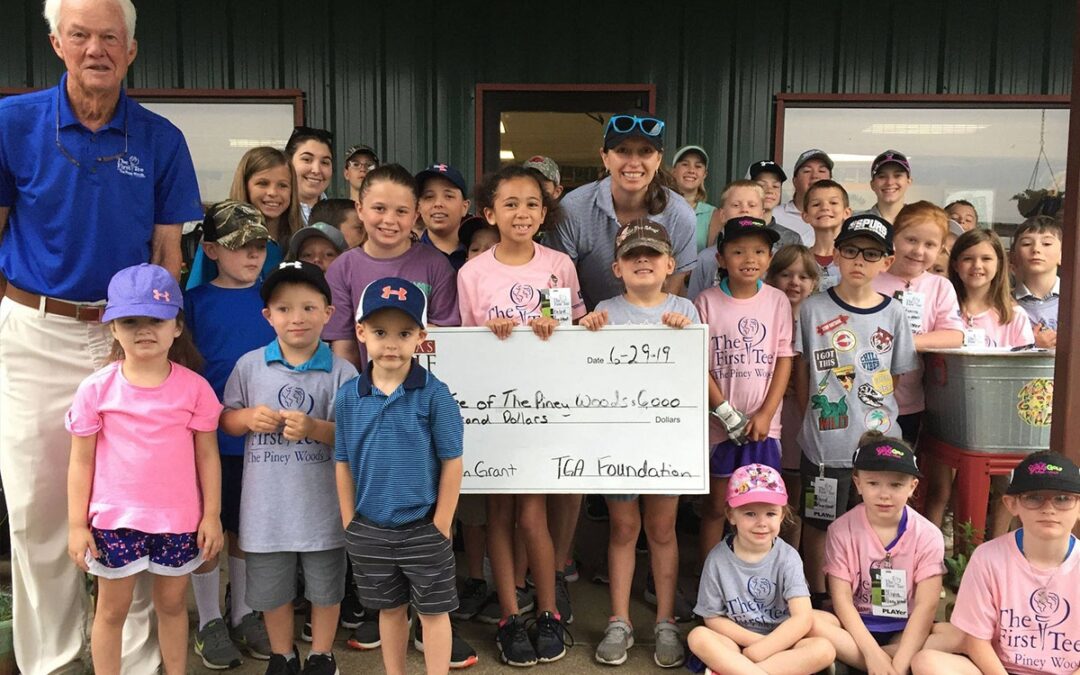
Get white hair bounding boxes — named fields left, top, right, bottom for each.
left=43, top=0, right=137, bottom=46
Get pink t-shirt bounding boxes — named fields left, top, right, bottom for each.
left=872, top=271, right=964, bottom=414
left=694, top=284, right=794, bottom=443
left=964, top=305, right=1036, bottom=348
left=951, top=532, right=1080, bottom=675
left=457, top=243, right=585, bottom=327
left=66, top=361, right=222, bottom=533
left=823, top=504, right=945, bottom=628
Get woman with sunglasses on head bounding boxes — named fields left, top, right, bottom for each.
left=285, top=126, right=334, bottom=224
left=548, top=110, right=698, bottom=311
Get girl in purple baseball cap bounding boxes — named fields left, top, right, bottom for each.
left=688, top=464, right=835, bottom=675
left=66, top=263, right=224, bottom=674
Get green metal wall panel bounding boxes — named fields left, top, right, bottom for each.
left=2, top=0, right=1072, bottom=201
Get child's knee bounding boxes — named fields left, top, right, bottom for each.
left=154, top=592, right=187, bottom=617
left=608, top=515, right=640, bottom=546
left=643, top=516, right=675, bottom=546
left=799, top=636, right=837, bottom=663
left=686, top=625, right=711, bottom=653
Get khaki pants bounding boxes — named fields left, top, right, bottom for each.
left=0, top=298, right=160, bottom=674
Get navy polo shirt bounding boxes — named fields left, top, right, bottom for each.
left=0, top=73, right=203, bottom=301
left=334, top=360, right=464, bottom=527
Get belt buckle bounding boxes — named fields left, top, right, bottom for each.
left=73, top=303, right=104, bottom=322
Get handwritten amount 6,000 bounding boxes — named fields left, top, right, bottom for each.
left=607, top=344, right=672, bottom=365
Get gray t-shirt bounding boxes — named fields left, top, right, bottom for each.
left=224, top=344, right=359, bottom=552
left=546, top=177, right=697, bottom=310
left=594, top=293, right=700, bottom=326
left=695, top=537, right=810, bottom=635
left=794, top=289, right=918, bottom=467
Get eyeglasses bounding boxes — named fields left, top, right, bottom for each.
left=1018, top=493, right=1079, bottom=510
left=347, top=160, right=378, bottom=171
left=605, top=114, right=665, bottom=137
left=55, top=91, right=128, bottom=168
left=837, top=244, right=887, bottom=263
left=288, top=126, right=333, bottom=146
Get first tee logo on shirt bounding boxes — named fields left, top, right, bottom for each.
left=998, top=590, right=1077, bottom=671
left=709, top=316, right=774, bottom=377
left=116, top=154, right=146, bottom=179
left=722, top=575, right=788, bottom=631
left=248, top=384, right=328, bottom=465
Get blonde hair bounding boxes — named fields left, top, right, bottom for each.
left=44, top=0, right=136, bottom=46
left=720, top=180, right=764, bottom=205
left=894, top=201, right=948, bottom=242
left=228, top=147, right=302, bottom=244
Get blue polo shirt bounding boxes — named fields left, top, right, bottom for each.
left=334, top=360, right=464, bottom=527
left=0, top=74, right=202, bottom=301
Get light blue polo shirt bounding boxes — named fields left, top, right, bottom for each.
left=334, top=360, right=464, bottom=528
left=0, top=73, right=203, bottom=301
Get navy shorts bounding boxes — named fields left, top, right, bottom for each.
left=710, top=438, right=782, bottom=478
left=88, top=527, right=202, bottom=579
left=896, top=413, right=923, bottom=446
left=221, top=454, right=244, bottom=534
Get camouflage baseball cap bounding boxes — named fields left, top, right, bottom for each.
left=614, top=218, right=672, bottom=258
left=202, top=200, right=270, bottom=250
left=523, top=155, right=561, bottom=185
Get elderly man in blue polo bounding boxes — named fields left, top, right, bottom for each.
left=0, top=0, right=202, bottom=671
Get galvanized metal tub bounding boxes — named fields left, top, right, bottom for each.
left=923, top=349, right=1054, bottom=454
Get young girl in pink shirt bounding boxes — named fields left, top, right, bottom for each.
left=811, top=433, right=945, bottom=675
left=66, top=264, right=224, bottom=675
left=912, top=451, right=1080, bottom=675
left=457, top=165, right=585, bottom=666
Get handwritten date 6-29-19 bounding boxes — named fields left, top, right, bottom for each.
left=607, top=344, right=671, bottom=365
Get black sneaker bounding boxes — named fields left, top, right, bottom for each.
left=301, top=652, right=339, bottom=675
left=340, top=584, right=365, bottom=629
left=554, top=572, right=574, bottom=625
left=530, top=611, right=573, bottom=663
left=413, top=620, right=479, bottom=669
left=345, top=615, right=381, bottom=651
left=495, top=614, right=537, bottom=667
left=451, top=578, right=490, bottom=621
left=300, top=607, right=312, bottom=642
left=584, top=495, right=609, bottom=521
left=264, top=646, right=301, bottom=675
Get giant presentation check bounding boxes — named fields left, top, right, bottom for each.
left=419, top=325, right=709, bottom=494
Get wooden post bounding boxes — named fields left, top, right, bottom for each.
left=1050, top=0, right=1080, bottom=464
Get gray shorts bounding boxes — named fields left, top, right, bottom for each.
left=346, top=515, right=458, bottom=615
left=245, top=548, right=346, bottom=611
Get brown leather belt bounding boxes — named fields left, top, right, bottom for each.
left=4, top=285, right=105, bottom=322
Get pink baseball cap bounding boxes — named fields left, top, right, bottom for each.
left=726, top=464, right=788, bottom=508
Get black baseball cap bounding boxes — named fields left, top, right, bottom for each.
left=1007, top=452, right=1080, bottom=495
left=834, top=214, right=894, bottom=254
left=260, top=261, right=333, bottom=306
left=872, top=150, right=911, bottom=176
left=853, top=438, right=920, bottom=477
left=717, top=216, right=780, bottom=252
left=415, top=163, right=468, bottom=195
left=458, top=215, right=492, bottom=249
left=748, top=160, right=787, bottom=182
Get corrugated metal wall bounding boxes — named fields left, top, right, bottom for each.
left=2, top=0, right=1073, bottom=199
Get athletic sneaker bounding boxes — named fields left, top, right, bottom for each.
left=531, top=611, right=572, bottom=663
left=562, top=558, right=580, bottom=583
left=301, top=652, right=339, bottom=675
left=495, top=614, right=537, bottom=667
left=653, top=620, right=685, bottom=668
left=264, top=647, right=301, bottom=675
left=554, top=571, right=574, bottom=625
left=300, top=608, right=313, bottom=643
left=412, top=620, right=479, bottom=669
left=195, top=618, right=243, bottom=670
left=477, top=586, right=535, bottom=624
left=451, top=578, right=491, bottom=621
left=644, top=574, right=695, bottom=623
left=594, top=618, right=633, bottom=665
left=340, top=586, right=365, bottom=629
left=232, top=612, right=272, bottom=660
left=345, top=616, right=381, bottom=651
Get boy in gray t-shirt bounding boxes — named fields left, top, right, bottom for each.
left=581, top=219, right=700, bottom=668
left=792, top=215, right=918, bottom=599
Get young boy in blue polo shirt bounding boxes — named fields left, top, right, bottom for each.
left=335, top=277, right=467, bottom=675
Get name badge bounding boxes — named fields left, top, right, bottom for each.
left=871, top=566, right=909, bottom=618
left=963, top=328, right=986, bottom=348
left=541, top=287, right=572, bottom=322
left=805, top=476, right=838, bottom=521
left=895, top=291, right=925, bottom=334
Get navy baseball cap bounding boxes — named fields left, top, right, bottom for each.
left=717, top=216, right=780, bottom=252
left=260, top=261, right=332, bottom=306
left=853, top=438, right=921, bottom=477
left=1007, top=452, right=1080, bottom=495
left=834, top=214, right=894, bottom=254
left=102, top=264, right=183, bottom=323
left=748, top=160, right=788, bottom=183
left=356, top=277, right=428, bottom=328
left=416, top=164, right=468, bottom=196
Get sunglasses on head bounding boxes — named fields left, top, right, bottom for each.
left=605, top=114, right=665, bottom=138
left=289, top=126, right=333, bottom=145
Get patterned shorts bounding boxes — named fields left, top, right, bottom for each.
left=709, top=437, right=782, bottom=478
left=88, top=527, right=202, bottom=579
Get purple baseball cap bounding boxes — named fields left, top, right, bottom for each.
left=726, top=464, right=788, bottom=508
left=102, top=264, right=183, bottom=323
